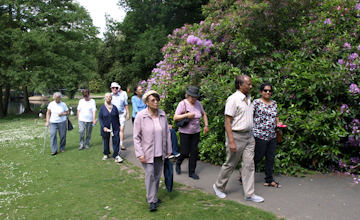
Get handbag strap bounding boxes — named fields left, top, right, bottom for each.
left=183, top=100, right=187, bottom=113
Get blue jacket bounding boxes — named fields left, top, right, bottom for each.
left=131, top=95, right=147, bottom=118
left=98, top=105, right=120, bottom=138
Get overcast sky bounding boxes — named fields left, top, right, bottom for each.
left=75, top=0, right=126, bottom=38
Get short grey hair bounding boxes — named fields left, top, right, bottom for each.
left=104, top=93, right=112, bottom=104
left=53, top=92, right=62, bottom=99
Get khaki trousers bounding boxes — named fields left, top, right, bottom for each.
left=215, top=131, right=255, bottom=198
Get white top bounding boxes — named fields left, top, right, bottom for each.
left=224, top=90, right=253, bottom=132
left=121, top=90, right=128, bottom=100
left=77, top=98, right=97, bottom=122
left=47, top=101, right=68, bottom=123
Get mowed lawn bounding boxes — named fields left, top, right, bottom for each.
left=0, top=113, right=281, bottom=220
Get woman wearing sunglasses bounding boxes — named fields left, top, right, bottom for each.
left=252, top=83, right=284, bottom=188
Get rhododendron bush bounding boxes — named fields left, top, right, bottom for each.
left=142, top=0, right=360, bottom=177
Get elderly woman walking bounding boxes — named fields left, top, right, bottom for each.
left=45, top=92, right=69, bottom=155
left=174, top=86, right=209, bottom=180
left=99, top=93, right=123, bottom=163
left=133, top=90, right=172, bottom=212
left=77, top=89, right=97, bottom=150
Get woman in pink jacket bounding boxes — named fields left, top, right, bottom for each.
left=133, top=90, right=172, bottom=212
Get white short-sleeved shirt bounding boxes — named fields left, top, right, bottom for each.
left=224, top=90, right=253, bottom=132
left=77, top=98, right=97, bottom=122
left=47, top=101, right=69, bottom=123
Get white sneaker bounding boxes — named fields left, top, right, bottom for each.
left=174, top=153, right=180, bottom=158
left=115, top=155, right=123, bottom=163
left=102, top=155, right=108, bottom=160
left=168, top=155, right=175, bottom=159
left=213, top=184, right=226, bottom=199
left=244, top=195, right=264, bottom=203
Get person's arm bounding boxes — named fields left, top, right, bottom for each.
left=59, top=111, right=69, bottom=116
left=45, top=109, right=51, bottom=127
left=125, top=105, right=130, bottom=120
left=173, top=101, right=195, bottom=121
left=202, top=112, right=209, bottom=134
left=133, top=114, right=145, bottom=163
left=132, top=96, right=139, bottom=115
left=77, top=110, right=80, bottom=119
left=98, top=107, right=107, bottom=132
left=225, top=115, right=236, bottom=153
left=92, top=110, right=97, bottom=125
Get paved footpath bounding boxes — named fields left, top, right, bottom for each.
left=121, top=120, right=359, bottom=220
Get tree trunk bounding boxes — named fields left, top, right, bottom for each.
left=23, top=85, right=32, bottom=113
left=0, top=85, right=3, bottom=117
left=3, top=83, right=11, bottom=117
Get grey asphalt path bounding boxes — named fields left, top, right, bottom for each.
left=120, top=120, right=359, bottom=220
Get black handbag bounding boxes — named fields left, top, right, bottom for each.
left=67, top=117, right=74, bottom=131
left=175, top=100, right=189, bottom=127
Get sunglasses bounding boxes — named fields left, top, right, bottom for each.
left=111, top=87, right=118, bottom=90
left=263, top=89, right=273, bottom=93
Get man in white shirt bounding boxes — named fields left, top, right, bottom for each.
left=110, top=82, right=130, bottom=150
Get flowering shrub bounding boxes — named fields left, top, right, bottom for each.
left=142, top=0, right=360, bottom=177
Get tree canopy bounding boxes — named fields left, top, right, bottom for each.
left=0, top=0, right=99, bottom=117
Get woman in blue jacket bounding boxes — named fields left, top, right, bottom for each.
left=99, top=93, right=123, bottom=163
left=131, top=85, right=147, bottom=124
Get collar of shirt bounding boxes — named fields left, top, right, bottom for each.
left=236, top=90, right=251, bottom=105
left=111, top=92, right=120, bottom=97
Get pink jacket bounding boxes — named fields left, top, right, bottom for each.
left=133, top=108, right=172, bottom=163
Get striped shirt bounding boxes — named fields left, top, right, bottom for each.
left=224, top=90, right=253, bottom=132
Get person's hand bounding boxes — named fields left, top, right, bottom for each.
left=45, top=122, right=49, bottom=127
left=229, top=141, right=237, bottom=153
left=126, top=114, right=130, bottom=120
left=93, top=119, right=97, bottom=125
left=277, top=121, right=283, bottom=126
left=166, top=153, right=171, bottom=158
left=58, top=113, right=63, bottom=116
left=139, top=155, right=146, bottom=164
left=187, top=112, right=195, bottom=119
left=204, top=126, right=209, bottom=134
left=103, top=127, right=108, bottom=132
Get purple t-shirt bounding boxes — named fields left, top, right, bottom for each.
left=175, top=100, right=204, bottom=134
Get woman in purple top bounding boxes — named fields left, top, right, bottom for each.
left=174, top=86, right=209, bottom=180
left=133, top=90, right=172, bottom=212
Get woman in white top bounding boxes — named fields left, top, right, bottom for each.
left=45, top=92, right=69, bottom=155
left=77, top=89, right=97, bottom=150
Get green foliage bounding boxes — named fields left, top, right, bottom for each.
left=143, top=0, right=360, bottom=176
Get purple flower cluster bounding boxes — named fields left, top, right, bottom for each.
left=338, top=159, right=347, bottom=168
left=350, top=157, right=360, bottom=164
left=349, top=84, right=360, bottom=94
left=355, top=3, right=360, bottom=10
left=340, top=104, right=349, bottom=113
left=347, top=52, right=359, bottom=61
left=344, top=42, right=351, bottom=50
left=338, top=59, right=345, bottom=65
left=324, top=18, right=332, bottom=25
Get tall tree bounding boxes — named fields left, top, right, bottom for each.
left=0, top=0, right=99, bottom=117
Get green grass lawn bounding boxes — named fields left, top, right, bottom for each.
left=0, top=114, right=281, bottom=220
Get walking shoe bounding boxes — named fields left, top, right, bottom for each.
left=120, top=145, right=126, bottom=150
left=168, top=155, right=175, bottom=159
left=156, top=199, right=162, bottom=204
left=244, top=195, right=264, bottom=203
left=149, top=203, right=157, bottom=212
left=189, top=173, right=199, bottom=180
left=174, top=153, right=180, bottom=158
left=102, top=155, right=108, bottom=160
left=175, top=163, right=181, bottom=174
left=115, top=155, right=123, bottom=163
left=85, top=145, right=90, bottom=149
left=78, top=145, right=84, bottom=150
left=213, top=184, right=226, bottom=199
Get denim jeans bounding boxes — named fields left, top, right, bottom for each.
left=50, top=121, right=66, bottom=153
left=170, top=128, right=179, bottom=155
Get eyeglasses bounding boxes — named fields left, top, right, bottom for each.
left=111, top=87, right=118, bottom=90
left=263, top=89, right=273, bottom=93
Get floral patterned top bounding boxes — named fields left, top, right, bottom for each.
left=252, top=99, right=277, bottom=141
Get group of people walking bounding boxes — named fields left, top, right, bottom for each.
left=45, top=74, right=283, bottom=212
